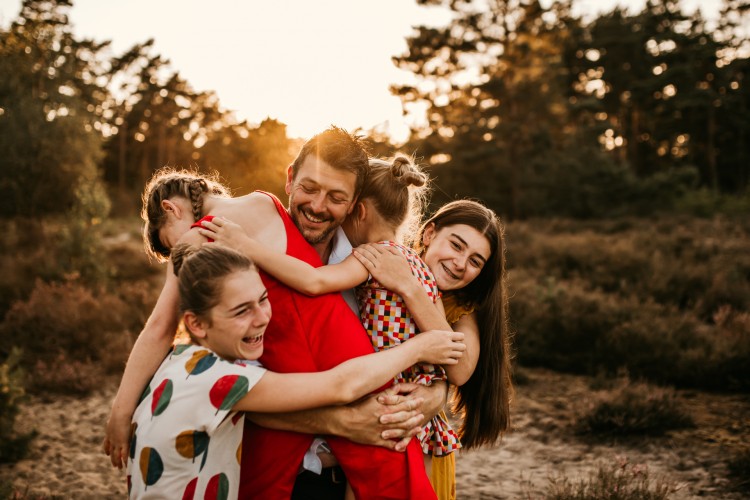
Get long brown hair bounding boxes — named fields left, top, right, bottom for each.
left=416, top=199, right=513, bottom=449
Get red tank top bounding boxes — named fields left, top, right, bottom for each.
left=190, top=215, right=215, bottom=242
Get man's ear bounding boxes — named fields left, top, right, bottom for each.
left=183, top=312, right=208, bottom=339
left=422, top=222, right=437, bottom=246
left=284, top=165, right=294, bottom=196
left=161, top=199, right=182, bottom=219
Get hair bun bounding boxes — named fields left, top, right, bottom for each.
left=390, top=155, right=426, bottom=188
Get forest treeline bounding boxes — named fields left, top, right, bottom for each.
left=1, top=0, right=749, bottom=225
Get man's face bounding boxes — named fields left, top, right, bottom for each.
left=286, top=155, right=358, bottom=247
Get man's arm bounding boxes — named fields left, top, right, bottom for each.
left=248, top=381, right=448, bottom=451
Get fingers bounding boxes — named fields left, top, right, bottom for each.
left=360, top=243, right=384, bottom=254
left=352, top=247, right=379, bottom=269
left=109, top=445, right=122, bottom=469
left=198, top=216, right=231, bottom=233
left=352, top=250, right=375, bottom=270
left=390, top=382, right=420, bottom=395
left=382, top=245, right=402, bottom=256
left=394, top=432, right=418, bottom=452
left=382, top=418, right=423, bottom=440
left=450, top=331, right=465, bottom=342
left=380, top=409, right=424, bottom=428
left=376, top=394, right=425, bottom=414
left=104, top=437, right=129, bottom=469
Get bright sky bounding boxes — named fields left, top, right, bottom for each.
left=0, top=0, right=721, bottom=143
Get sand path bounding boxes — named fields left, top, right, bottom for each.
left=2, top=368, right=747, bottom=499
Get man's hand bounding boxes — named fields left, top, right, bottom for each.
left=339, top=384, right=427, bottom=452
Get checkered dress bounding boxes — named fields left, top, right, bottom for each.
left=357, top=241, right=461, bottom=457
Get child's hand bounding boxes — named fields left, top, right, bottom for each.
left=352, top=243, right=413, bottom=294
left=102, top=408, right=131, bottom=470
left=416, top=330, right=465, bottom=365
left=198, top=217, right=253, bottom=251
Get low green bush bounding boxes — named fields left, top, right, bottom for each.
left=0, top=279, right=140, bottom=394
left=577, top=382, right=693, bottom=437
left=546, top=457, right=676, bottom=499
left=0, top=348, right=35, bottom=464
left=507, top=216, right=750, bottom=392
left=727, top=448, right=750, bottom=494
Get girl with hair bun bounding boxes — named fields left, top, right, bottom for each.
left=200, top=155, right=460, bottom=483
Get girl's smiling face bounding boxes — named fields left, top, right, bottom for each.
left=421, top=223, right=491, bottom=291
left=194, top=269, right=272, bottom=362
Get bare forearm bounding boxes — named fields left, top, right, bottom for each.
left=415, top=381, right=448, bottom=424
left=400, top=282, right=452, bottom=332
left=247, top=407, right=340, bottom=435
left=111, top=321, right=175, bottom=414
left=104, top=313, right=177, bottom=468
left=443, top=313, right=480, bottom=386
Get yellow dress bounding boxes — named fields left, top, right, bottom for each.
left=430, top=294, right=475, bottom=500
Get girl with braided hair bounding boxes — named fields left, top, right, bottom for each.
left=200, top=155, right=462, bottom=489
left=140, top=168, right=231, bottom=262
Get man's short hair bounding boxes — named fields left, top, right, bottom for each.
left=290, top=126, right=369, bottom=197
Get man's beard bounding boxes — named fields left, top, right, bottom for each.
left=290, top=206, right=339, bottom=245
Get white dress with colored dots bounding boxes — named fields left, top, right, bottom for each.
left=127, top=344, right=265, bottom=499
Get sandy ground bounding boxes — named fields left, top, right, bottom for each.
left=1, top=368, right=748, bottom=499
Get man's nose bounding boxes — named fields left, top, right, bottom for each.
left=309, top=193, right=327, bottom=214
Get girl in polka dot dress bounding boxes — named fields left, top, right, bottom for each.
left=126, top=244, right=464, bottom=499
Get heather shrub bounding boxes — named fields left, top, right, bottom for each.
left=0, top=216, right=118, bottom=316
left=576, top=381, right=693, bottom=437
left=727, top=448, right=750, bottom=493
left=0, top=348, right=34, bottom=463
left=546, top=457, right=675, bottom=499
left=598, top=307, right=705, bottom=385
left=28, top=354, right=104, bottom=395
left=0, top=279, right=138, bottom=394
left=506, top=216, right=750, bottom=392
left=511, top=271, right=627, bottom=373
left=674, top=189, right=750, bottom=218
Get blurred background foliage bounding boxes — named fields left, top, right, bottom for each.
left=0, top=0, right=748, bottom=464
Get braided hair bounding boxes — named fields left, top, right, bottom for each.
left=141, top=168, right=231, bottom=261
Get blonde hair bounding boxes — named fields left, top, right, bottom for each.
left=141, top=168, right=231, bottom=262
left=359, top=154, right=428, bottom=244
